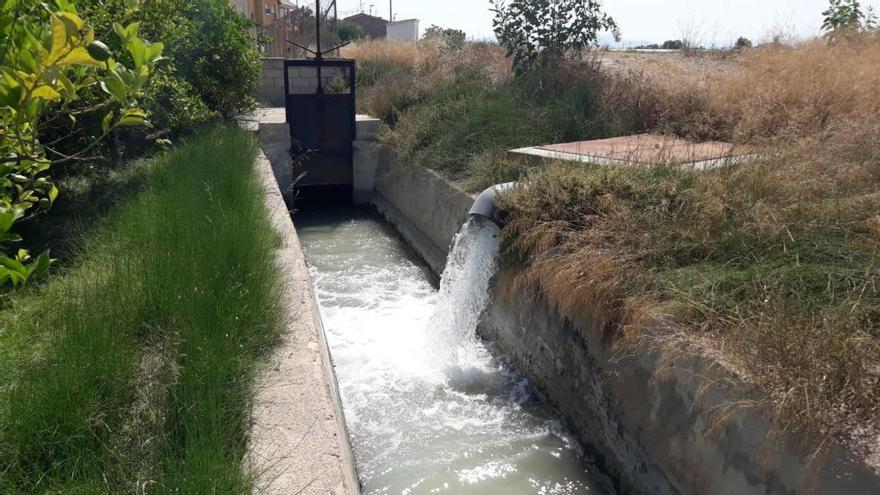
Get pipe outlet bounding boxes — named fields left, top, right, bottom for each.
left=468, top=182, right=517, bottom=225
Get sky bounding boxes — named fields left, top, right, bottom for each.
left=330, top=0, right=880, bottom=46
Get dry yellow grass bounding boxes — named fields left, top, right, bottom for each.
left=342, top=39, right=425, bottom=68
left=706, top=34, right=880, bottom=143
left=501, top=34, right=880, bottom=448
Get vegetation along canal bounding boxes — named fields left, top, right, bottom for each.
left=296, top=209, right=608, bottom=494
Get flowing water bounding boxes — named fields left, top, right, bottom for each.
left=296, top=209, right=607, bottom=495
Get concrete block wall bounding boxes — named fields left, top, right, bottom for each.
left=286, top=65, right=349, bottom=95
left=258, top=58, right=286, bottom=107
left=258, top=59, right=353, bottom=106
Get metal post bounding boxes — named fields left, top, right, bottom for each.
left=315, top=0, right=323, bottom=94
left=389, top=0, right=392, bottom=21
left=332, top=0, right=338, bottom=53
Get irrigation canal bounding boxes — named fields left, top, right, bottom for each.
left=296, top=208, right=608, bottom=494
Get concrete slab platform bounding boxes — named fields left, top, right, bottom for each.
left=511, top=134, right=753, bottom=170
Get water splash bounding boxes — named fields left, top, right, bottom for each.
left=297, top=210, right=601, bottom=494
left=427, top=216, right=501, bottom=363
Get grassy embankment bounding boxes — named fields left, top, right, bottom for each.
left=0, top=126, right=280, bottom=493
left=350, top=37, right=880, bottom=441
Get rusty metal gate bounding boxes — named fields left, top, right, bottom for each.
left=284, top=58, right=355, bottom=202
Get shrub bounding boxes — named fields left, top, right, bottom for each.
left=491, top=0, right=619, bottom=74
left=1, top=0, right=161, bottom=287
left=423, top=24, right=466, bottom=51
left=178, top=1, right=262, bottom=119
left=339, top=20, right=365, bottom=42
left=822, top=0, right=877, bottom=38
left=661, top=39, right=684, bottom=49
left=734, top=36, right=753, bottom=48
left=78, top=0, right=262, bottom=128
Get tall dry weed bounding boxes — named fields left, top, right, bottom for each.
left=499, top=34, right=880, bottom=443
left=704, top=33, right=880, bottom=143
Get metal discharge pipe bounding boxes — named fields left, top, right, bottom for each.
left=468, top=182, right=518, bottom=225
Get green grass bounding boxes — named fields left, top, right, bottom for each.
left=0, top=126, right=280, bottom=493
left=358, top=53, right=666, bottom=192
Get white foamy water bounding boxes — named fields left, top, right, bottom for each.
left=427, top=217, right=502, bottom=365
left=297, top=209, right=605, bottom=495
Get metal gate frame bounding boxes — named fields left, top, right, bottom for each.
left=283, top=58, right=356, bottom=193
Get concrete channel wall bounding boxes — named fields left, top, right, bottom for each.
left=367, top=149, right=880, bottom=495
left=372, top=150, right=475, bottom=275
left=248, top=145, right=359, bottom=494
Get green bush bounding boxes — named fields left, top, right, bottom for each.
left=339, top=20, right=365, bottom=42
left=77, top=0, right=262, bottom=130
left=492, top=0, right=618, bottom=74
left=735, top=36, right=753, bottom=48
left=177, top=1, right=262, bottom=119
left=422, top=25, right=466, bottom=50
left=1, top=0, right=162, bottom=287
left=822, top=0, right=877, bottom=37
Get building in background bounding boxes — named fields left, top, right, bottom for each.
left=386, top=19, right=419, bottom=41
left=342, top=13, right=389, bottom=39
left=342, top=13, right=419, bottom=41
left=232, top=0, right=289, bottom=26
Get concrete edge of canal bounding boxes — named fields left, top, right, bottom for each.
left=245, top=146, right=360, bottom=495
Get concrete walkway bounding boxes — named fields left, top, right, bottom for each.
left=246, top=147, right=359, bottom=494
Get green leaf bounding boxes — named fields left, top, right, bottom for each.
left=31, top=85, right=62, bottom=100
left=47, top=15, right=71, bottom=64
left=1, top=0, right=18, bottom=14
left=114, top=21, right=140, bottom=43
left=27, top=251, right=52, bottom=279
left=58, top=12, right=85, bottom=33
left=0, top=66, right=23, bottom=105
left=0, top=209, right=13, bottom=233
left=48, top=185, right=58, bottom=203
left=113, top=22, right=126, bottom=40
left=127, top=36, right=146, bottom=69
left=144, top=41, right=164, bottom=65
left=54, top=0, right=76, bottom=13
left=18, top=46, right=37, bottom=73
left=125, top=22, right=140, bottom=39
left=118, top=109, right=147, bottom=127
left=57, top=46, right=104, bottom=67
left=101, top=110, right=114, bottom=133
left=100, top=72, right=127, bottom=103
left=0, top=255, right=26, bottom=276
